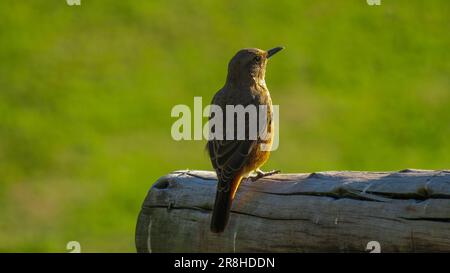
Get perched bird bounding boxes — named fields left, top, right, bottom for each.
left=207, top=47, right=283, bottom=233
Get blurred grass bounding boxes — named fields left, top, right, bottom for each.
left=0, top=0, right=448, bottom=252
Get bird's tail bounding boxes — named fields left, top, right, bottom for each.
left=210, top=175, right=243, bottom=233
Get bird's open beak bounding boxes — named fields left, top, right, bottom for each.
left=267, top=46, right=284, bottom=58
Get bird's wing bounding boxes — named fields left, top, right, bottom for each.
left=207, top=89, right=268, bottom=195
left=208, top=139, right=256, bottom=193
left=209, top=138, right=256, bottom=232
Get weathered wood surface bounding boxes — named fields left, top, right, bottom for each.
left=136, top=169, right=450, bottom=253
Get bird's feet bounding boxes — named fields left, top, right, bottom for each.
left=250, top=169, right=281, bottom=182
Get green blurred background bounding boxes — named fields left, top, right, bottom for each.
left=0, top=0, right=448, bottom=252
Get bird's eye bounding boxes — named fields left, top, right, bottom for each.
left=254, top=56, right=261, bottom=63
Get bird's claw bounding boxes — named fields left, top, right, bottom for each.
left=250, top=169, right=281, bottom=182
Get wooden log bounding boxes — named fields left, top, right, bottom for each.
left=135, top=169, right=450, bottom=253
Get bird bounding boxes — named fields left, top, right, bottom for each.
left=207, top=47, right=283, bottom=233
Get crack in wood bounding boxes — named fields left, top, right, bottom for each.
left=249, top=190, right=386, bottom=202
left=142, top=205, right=421, bottom=224
left=399, top=217, right=450, bottom=223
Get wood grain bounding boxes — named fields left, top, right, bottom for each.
left=136, top=169, right=450, bottom=253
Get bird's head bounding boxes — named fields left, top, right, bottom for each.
left=226, top=47, right=284, bottom=87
